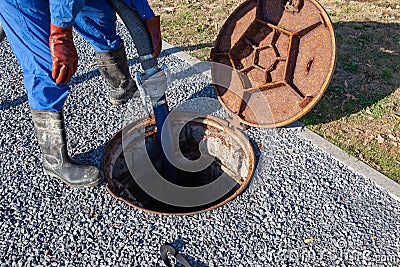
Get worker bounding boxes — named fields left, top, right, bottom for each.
left=0, top=0, right=161, bottom=188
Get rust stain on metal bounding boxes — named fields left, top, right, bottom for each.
left=211, top=0, right=336, bottom=128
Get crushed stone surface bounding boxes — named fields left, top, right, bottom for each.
left=0, top=23, right=399, bottom=266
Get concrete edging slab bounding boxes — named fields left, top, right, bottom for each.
left=161, top=40, right=400, bottom=202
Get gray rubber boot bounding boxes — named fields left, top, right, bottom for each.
left=95, top=40, right=138, bottom=105
left=31, top=109, right=101, bottom=188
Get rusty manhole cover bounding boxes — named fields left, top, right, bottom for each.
left=211, top=0, right=336, bottom=127
left=102, top=113, right=255, bottom=215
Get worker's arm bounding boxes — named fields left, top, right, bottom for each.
left=49, top=0, right=85, bottom=28
left=48, top=0, right=84, bottom=84
left=122, top=0, right=155, bottom=21
left=122, top=0, right=161, bottom=57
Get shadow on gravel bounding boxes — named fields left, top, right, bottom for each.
left=302, top=21, right=400, bottom=125
left=189, top=84, right=216, bottom=100
left=71, top=45, right=212, bottom=86
left=71, top=58, right=140, bottom=86
left=0, top=94, right=27, bottom=111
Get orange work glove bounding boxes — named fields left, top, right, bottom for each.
left=49, top=24, right=78, bottom=84
left=144, top=16, right=162, bottom=57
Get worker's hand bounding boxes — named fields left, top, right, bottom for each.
left=49, top=24, right=78, bottom=85
left=144, top=16, right=162, bottom=57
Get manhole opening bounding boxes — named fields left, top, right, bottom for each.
left=105, top=115, right=255, bottom=215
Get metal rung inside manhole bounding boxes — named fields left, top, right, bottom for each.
left=102, top=112, right=256, bottom=215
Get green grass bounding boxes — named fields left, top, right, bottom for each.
left=343, top=62, right=359, bottom=72
left=180, top=11, right=193, bottom=21
left=370, top=103, right=384, bottom=118
left=381, top=69, right=392, bottom=79
left=327, top=10, right=336, bottom=17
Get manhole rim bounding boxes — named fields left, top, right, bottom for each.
left=101, top=112, right=256, bottom=216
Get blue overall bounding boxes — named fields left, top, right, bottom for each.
left=0, top=0, right=155, bottom=112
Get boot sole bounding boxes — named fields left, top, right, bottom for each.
left=43, top=169, right=103, bottom=189
left=110, top=93, right=139, bottom=105
left=110, top=98, right=126, bottom=105
left=110, top=87, right=140, bottom=105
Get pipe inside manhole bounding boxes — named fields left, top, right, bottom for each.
left=102, top=112, right=256, bottom=215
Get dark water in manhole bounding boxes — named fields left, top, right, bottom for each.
left=110, top=121, right=243, bottom=214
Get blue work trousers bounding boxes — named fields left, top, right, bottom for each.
left=0, top=0, right=154, bottom=112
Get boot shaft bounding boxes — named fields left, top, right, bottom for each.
left=30, top=109, right=100, bottom=188
left=95, top=40, right=131, bottom=90
left=31, top=109, right=68, bottom=168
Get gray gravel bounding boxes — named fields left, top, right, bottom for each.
left=1, top=23, right=399, bottom=267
